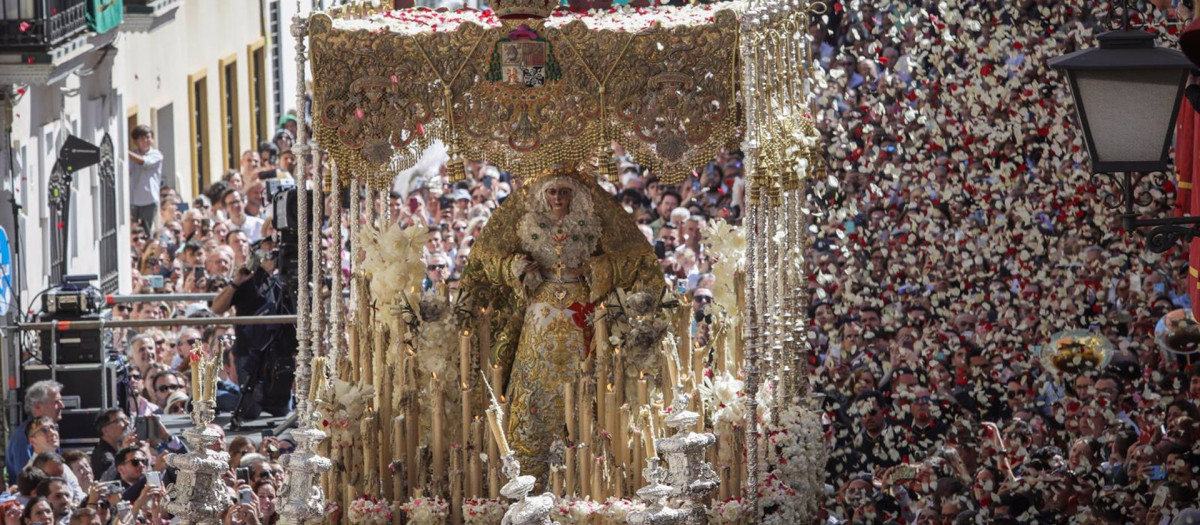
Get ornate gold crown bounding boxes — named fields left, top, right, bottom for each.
left=491, top=0, right=557, bottom=18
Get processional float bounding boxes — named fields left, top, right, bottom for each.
left=168, top=0, right=831, bottom=522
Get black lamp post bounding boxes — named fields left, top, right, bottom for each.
left=1049, top=5, right=1195, bottom=252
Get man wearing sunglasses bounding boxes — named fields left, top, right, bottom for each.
left=171, top=328, right=204, bottom=371
left=424, top=253, right=452, bottom=291
left=112, top=446, right=149, bottom=500
left=149, top=371, right=185, bottom=412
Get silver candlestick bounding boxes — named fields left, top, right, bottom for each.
left=627, top=457, right=690, bottom=525
left=277, top=421, right=333, bottom=525
left=499, top=454, right=555, bottom=525
left=656, top=387, right=719, bottom=524
left=164, top=400, right=231, bottom=525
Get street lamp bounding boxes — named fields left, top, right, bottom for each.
left=1049, top=6, right=1195, bottom=252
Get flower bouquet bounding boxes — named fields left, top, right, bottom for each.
left=347, top=495, right=392, bottom=525
left=1043, top=329, right=1113, bottom=377
left=400, top=496, right=449, bottom=525
left=601, top=497, right=646, bottom=524
left=710, top=498, right=751, bottom=524
left=463, top=498, right=508, bottom=524
left=552, top=497, right=601, bottom=524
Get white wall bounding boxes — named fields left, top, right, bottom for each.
left=3, top=52, right=125, bottom=303
left=121, top=0, right=267, bottom=201
left=2, top=1, right=267, bottom=303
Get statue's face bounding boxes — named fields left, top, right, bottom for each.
left=544, top=183, right=573, bottom=215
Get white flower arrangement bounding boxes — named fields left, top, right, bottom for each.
left=357, top=222, right=428, bottom=302
left=759, top=405, right=828, bottom=523
left=710, top=497, right=751, bottom=524
left=321, top=379, right=376, bottom=449
left=758, top=474, right=800, bottom=525
left=333, top=7, right=502, bottom=34
left=544, top=2, right=746, bottom=31
left=332, top=3, right=746, bottom=35
left=414, top=301, right=460, bottom=382
left=400, top=496, right=450, bottom=525
left=347, top=495, right=393, bottom=524
left=463, top=498, right=509, bottom=524
left=698, top=370, right=746, bottom=432
left=701, top=219, right=744, bottom=315
left=604, top=288, right=677, bottom=385
left=601, top=497, right=646, bottom=522
left=552, top=497, right=601, bottom=523
left=403, top=288, right=464, bottom=445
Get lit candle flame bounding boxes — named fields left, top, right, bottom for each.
left=606, top=383, right=614, bottom=393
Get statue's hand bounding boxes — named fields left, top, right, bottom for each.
left=522, top=257, right=540, bottom=277
left=561, top=266, right=586, bottom=278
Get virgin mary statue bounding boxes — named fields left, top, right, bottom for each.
left=460, top=166, right=663, bottom=474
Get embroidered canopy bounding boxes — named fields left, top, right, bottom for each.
left=307, top=0, right=822, bottom=192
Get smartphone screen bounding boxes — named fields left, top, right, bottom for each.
left=147, top=471, right=162, bottom=487
left=1148, top=465, right=1167, bottom=481
left=135, top=417, right=151, bottom=441
left=239, top=488, right=253, bottom=505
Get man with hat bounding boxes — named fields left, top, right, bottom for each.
left=450, top=188, right=472, bottom=219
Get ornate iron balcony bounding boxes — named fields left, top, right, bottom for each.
left=0, top=0, right=89, bottom=51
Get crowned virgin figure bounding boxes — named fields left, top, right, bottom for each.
left=460, top=166, right=663, bottom=476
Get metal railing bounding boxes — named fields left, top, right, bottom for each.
left=0, top=0, right=88, bottom=50
left=14, top=315, right=297, bottom=332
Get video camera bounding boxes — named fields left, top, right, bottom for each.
left=268, top=184, right=307, bottom=297
left=42, top=274, right=104, bottom=316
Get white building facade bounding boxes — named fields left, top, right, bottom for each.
left=0, top=0, right=279, bottom=305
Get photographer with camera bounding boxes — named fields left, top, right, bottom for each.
left=211, top=232, right=297, bottom=426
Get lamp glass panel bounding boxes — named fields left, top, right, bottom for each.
left=1074, top=68, right=1180, bottom=164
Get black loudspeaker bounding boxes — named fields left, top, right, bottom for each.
left=21, top=363, right=119, bottom=410
left=57, top=409, right=102, bottom=446
left=36, top=313, right=103, bottom=364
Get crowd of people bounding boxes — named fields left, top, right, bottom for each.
left=0, top=113, right=310, bottom=523
left=0, top=379, right=289, bottom=524
left=806, top=0, right=1200, bottom=523
left=5, top=0, right=1200, bottom=522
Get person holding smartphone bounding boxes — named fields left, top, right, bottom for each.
left=224, top=483, right=261, bottom=525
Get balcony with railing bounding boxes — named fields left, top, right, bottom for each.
left=0, top=0, right=89, bottom=52
left=122, top=0, right=179, bottom=32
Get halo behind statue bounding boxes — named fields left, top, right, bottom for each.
left=1042, top=330, right=1114, bottom=377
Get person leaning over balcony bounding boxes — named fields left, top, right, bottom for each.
left=129, top=125, right=164, bottom=231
